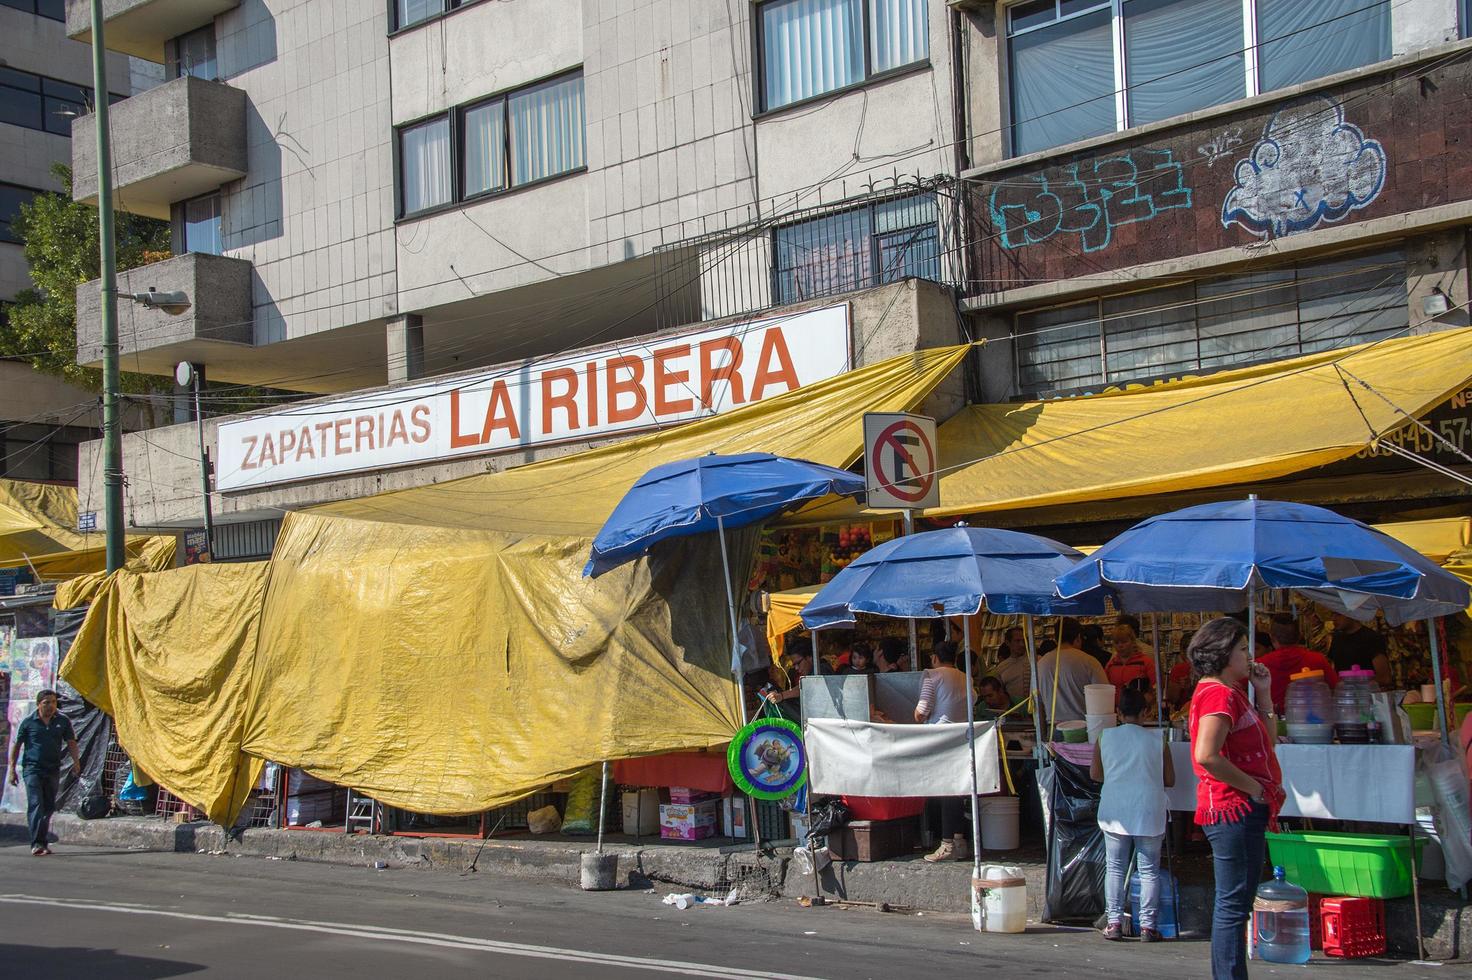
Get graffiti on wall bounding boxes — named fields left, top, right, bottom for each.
left=988, top=148, right=1193, bottom=253
left=1221, top=96, right=1387, bottom=239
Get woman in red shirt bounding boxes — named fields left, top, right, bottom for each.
left=1188, top=617, right=1283, bottom=980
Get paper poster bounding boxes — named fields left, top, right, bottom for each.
left=1, top=635, right=60, bottom=814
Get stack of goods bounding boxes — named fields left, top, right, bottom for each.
left=285, top=769, right=344, bottom=826
left=659, top=786, right=720, bottom=840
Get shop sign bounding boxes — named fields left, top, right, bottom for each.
left=215, top=305, right=852, bottom=491
left=863, top=412, right=939, bottom=510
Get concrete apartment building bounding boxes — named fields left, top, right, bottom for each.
left=65, top=0, right=1472, bottom=551
left=0, top=1, right=149, bottom=483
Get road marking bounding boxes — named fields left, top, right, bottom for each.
left=0, top=893, right=824, bottom=979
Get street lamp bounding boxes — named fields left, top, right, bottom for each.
left=174, top=361, right=213, bottom=563
left=128, top=290, right=191, bottom=316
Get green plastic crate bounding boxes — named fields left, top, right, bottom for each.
left=1266, top=831, right=1426, bottom=899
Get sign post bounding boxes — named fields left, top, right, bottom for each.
left=863, top=413, right=939, bottom=670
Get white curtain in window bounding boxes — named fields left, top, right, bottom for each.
left=1009, top=8, right=1116, bottom=155
left=869, top=0, right=929, bottom=74
left=762, top=0, right=864, bottom=110
left=401, top=118, right=451, bottom=215
left=1257, top=0, right=1390, bottom=93
left=463, top=100, right=506, bottom=196
left=510, top=74, right=585, bottom=187
left=1124, top=0, right=1242, bottom=126
left=397, top=0, right=440, bottom=30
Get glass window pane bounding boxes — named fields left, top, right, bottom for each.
left=173, top=26, right=218, bottom=81
left=774, top=206, right=874, bottom=305
left=868, top=0, right=929, bottom=74
left=1101, top=283, right=1199, bottom=381
left=0, top=1, right=33, bottom=14
left=399, top=117, right=451, bottom=215
left=396, top=0, right=441, bottom=30
left=43, top=94, right=85, bottom=135
left=0, top=185, right=37, bottom=245
left=1009, top=0, right=1057, bottom=33
left=1124, top=0, right=1243, bottom=126
left=1295, top=250, right=1406, bottom=352
left=0, top=81, right=42, bottom=131
left=463, top=100, right=506, bottom=196
left=37, top=0, right=65, bottom=21
left=1015, top=302, right=1103, bottom=394
left=761, top=0, right=864, bottom=110
left=1009, top=8, right=1115, bottom=155
left=1258, top=0, right=1390, bottom=93
left=508, top=73, right=585, bottom=186
left=1195, top=268, right=1298, bottom=368
left=183, top=194, right=222, bottom=255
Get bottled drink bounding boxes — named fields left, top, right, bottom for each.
left=1284, top=668, right=1334, bottom=744
left=1254, top=866, right=1311, bottom=964
left=1335, top=666, right=1379, bottom=744
left=1128, top=868, right=1178, bottom=938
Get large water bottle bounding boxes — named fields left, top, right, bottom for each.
left=1335, top=666, right=1379, bottom=743
left=1284, top=668, right=1334, bottom=744
left=1127, top=868, right=1178, bottom=938
left=1253, top=866, right=1311, bottom=964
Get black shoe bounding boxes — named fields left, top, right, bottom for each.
left=1139, top=928, right=1164, bottom=943
left=1101, top=922, right=1125, bottom=941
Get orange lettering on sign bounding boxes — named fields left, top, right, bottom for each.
left=699, top=336, right=746, bottom=409
left=354, top=415, right=375, bottom=452
left=295, top=426, right=315, bottom=461
left=606, top=356, right=647, bottom=424
left=410, top=405, right=431, bottom=443
left=652, top=344, right=694, bottom=415
left=480, top=379, right=521, bottom=442
left=748, top=327, right=800, bottom=401
left=449, top=388, right=480, bottom=448
left=541, top=367, right=580, bottom=434
left=585, top=361, right=599, bottom=427
left=259, top=433, right=278, bottom=467
left=386, top=410, right=409, bottom=447
left=333, top=419, right=352, bottom=455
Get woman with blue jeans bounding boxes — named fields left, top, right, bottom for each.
left=1188, top=618, right=1284, bottom=980
left=1091, top=686, right=1175, bottom=941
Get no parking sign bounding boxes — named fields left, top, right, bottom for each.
left=863, top=412, right=939, bottom=510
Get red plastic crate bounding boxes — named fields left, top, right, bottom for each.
left=1322, top=897, right=1386, bottom=959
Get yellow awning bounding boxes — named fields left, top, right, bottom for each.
left=766, top=585, right=820, bottom=657
left=1376, top=518, right=1472, bottom=565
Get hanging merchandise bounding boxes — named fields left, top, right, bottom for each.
left=727, top=714, right=807, bottom=801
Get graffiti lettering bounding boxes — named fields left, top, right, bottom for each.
left=989, top=148, right=1193, bottom=253
left=1222, top=96, right=1387, bottom=239
left=1198, top=127, right=1245, bottom=168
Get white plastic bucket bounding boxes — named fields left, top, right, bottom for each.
left=979, top=796, right=1021, bottom=851
left=1086, top=712, right=1117, bottom=743
left=974, top=864, right=1028, bottom=933
left=1084, top=684, right=1116, bottom=716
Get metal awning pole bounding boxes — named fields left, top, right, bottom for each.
left=1151, top=614, right=1164, bottom=728
left=596, top=761, right=610, bottom=853
left=904, top=511, right=919, bottom=670
left=805, top=626, right=825, bottom=906
left=1024, top=615, right=1045, bottom=763
left=716, top=515, right=748, bottom=726
left=1428, top=617, right=1451, bottom=748
left=963, top=616, right=982, bottom=882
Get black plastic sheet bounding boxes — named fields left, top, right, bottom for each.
left=1039, top=755, right=1106, bottom=923
left=49, top=607, right=113, bottom=815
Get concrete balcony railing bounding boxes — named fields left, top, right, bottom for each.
left=66, top=0, right=239, bottom=62
left=76, top=252, right=253, bottom=375
left=72, top=74, right=246, bottom=220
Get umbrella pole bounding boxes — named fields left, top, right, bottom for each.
left=904, top=511, right=919, bottom=671
left=1024, top=616, right=1045, bottom=763
left=716, top=515, right=749, bottom=726
left=1151, top=614, right=1164, bottom=728
left=1428, top=617, right=1451, bottom=748
left=804, top=625, right=826, bottom=905
left=1149, top=613, right=1180, bottom=933
left=964, top=617, right=982, bottom=879
left=1247, top=589, right=1257, bottom=665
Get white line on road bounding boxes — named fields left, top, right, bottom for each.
left=0, top=893, right=827, bottom=980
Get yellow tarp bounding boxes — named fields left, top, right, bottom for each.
left=0, top=478, right=166, bottom=580
left=53, top=535, right=178, bottom=610
left=794, top=328, right=1472, bottom=525
left=62, top=563, right=266, bottom=824
left=62, top=344, right=973, bottom=820
left=1378, top=518, right=1472, bottom=565
left=766, top=585, right=819, bottom=657
left=1444, top=548, right=1472, bottom=616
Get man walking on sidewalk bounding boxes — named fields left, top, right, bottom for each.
left=7, top=690, right=80, bottom=855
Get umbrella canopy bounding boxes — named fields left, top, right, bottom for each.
left=585, top=452, right=866, bottom=577
left=1055, top=498, right=1471, bottom=623
left=800, top=526, right=1109, bottom=630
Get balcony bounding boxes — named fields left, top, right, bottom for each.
left=66, top=0, right=238, bottom=62
left=71, top=74, right=246, bottom=220
left=75, top=252, right=253, bottom=375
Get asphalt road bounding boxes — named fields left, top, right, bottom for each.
left=0, top=837, right=1443, bottom=979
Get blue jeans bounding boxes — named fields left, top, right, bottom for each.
left=1103, top=830, right=1164, bottom=930
left=23, top=771, right=59, bottom=850
left=1202, top=802, right=1270, bottom=980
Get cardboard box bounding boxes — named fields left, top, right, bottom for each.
left=668, top=786, right=718, bottom=805
left=660, top=800, right=719, bottom=840
left=721, top=795, right=748, bottom=839
left=622, top=789, right=660, bottom=837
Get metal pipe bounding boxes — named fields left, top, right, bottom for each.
left=191, top=371, right=215, bottom=560
left=1023, top=616, right=1045, bottom=763
left=963, top=616, right=981, bottom=876
left=1151, top=614, right=1164, bottom=728
left=1428, top=617, right=1451, bottom=748
left=89, top=0, right=123, bottom=573
left=716, top=515, right=748, bottom=726
left=903, top=511, right=918, bottom=670
left=596, top=761, right=610, bottom=853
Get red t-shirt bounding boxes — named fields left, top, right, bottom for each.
left=1106, top=653, right=1155, bottom=693
left=1188, top=679, right=1282, bottom=825
left=1256, top=646, right=1339, bottom=713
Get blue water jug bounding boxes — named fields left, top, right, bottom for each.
left=1254, top=866, right=1311, bottom=964
left=1127, top=868, right=1178, bottom=938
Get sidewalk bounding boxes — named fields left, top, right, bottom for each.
left=1, top=812, right=1463, bottom=960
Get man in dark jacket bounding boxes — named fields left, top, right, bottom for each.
left=7, top=689, right=80, bottom=855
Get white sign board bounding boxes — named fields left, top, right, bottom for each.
left=863, top=412, right=938, bottom=510
left=216, top=304, right=852, bottom=491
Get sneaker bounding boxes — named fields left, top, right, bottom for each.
left=39, top=847, right=52, bottom=856
left=31, top=847, right=44, bottom=856
left=1101, top=922, right=1125, bottom=941
left=923, top=839, right=956, bottom=863
left=1139, top=928, right=1164, bottom=943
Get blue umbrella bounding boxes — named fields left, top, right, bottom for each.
left=584, top=452, right=866, bottom=579
left=800, top=526, right=1108, bottom=630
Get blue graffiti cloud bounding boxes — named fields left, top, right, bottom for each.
left=1222, top=96, right=1387, bottom=239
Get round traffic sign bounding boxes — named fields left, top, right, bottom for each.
left=871, top=418, right=935, bottom=503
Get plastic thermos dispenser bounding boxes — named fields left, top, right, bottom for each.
left=1284, top=668, right=1334, bottom=744
left=1335, top=666, right=1380, bottom=743
left=1253, top=866, right=1311, bottom=964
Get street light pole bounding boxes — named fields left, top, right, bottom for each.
left=87, top=0, right=123, bottom=573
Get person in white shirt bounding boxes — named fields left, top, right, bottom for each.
left=1090, top=687, right=1176, bottom=942
left=1036, top=618, right=1109, bottom=728
left=995, top=626, right=1034, bottom=705
left=916, top=641, right=973, bottom=863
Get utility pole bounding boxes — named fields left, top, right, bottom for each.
left=88, top=0, right=123, bottom=573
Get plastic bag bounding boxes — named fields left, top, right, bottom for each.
left=527, top=804, right=562, bottom=834
left=1423, top=743, right=1472, bottom=890
left=117, top=770, right=150, bottom=802
left=1039, top=756, right=1105, bottom=923
left=560, top=768, right=600, bottom=835
left=806, top=798, right=850, bottom=841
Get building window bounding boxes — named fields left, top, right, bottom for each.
left=759, top=0, right=929, bottom=112
left=0, top=0, right=66, bottom=21
left=170, top=25, right=218, bottom=81
left=1005, top=0, right=1391, bottom=156
left=0, top=66, right=104, bottom=136
left=181, top=193, right=222, bottom=255
left=1012, top=248, right=1407, bottom=396
left=396, top=70, right=585, bottom=219
left=773, top=192, right=939, bottom=305
left=0, top=183, right=39, bottom=245
left=393, top=0, right=475, bottom=32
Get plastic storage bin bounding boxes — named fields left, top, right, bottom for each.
left=1266, top=830, right=1426, bottom=899
left=1321, top=896, right=1387, bottom=958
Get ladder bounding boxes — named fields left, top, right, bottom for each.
left=345, top=789, right=379, bottom=835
